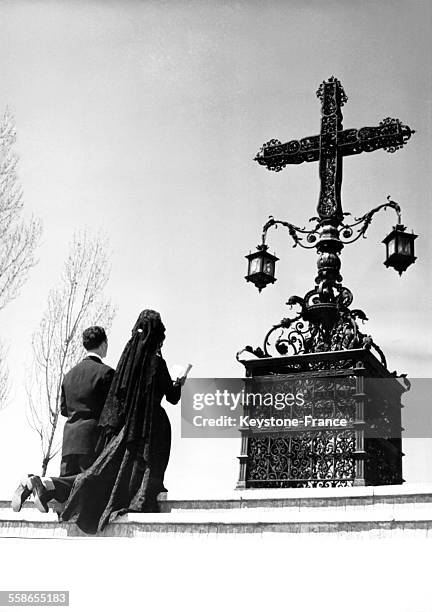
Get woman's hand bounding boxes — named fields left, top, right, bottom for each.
left=175, top=375, right=187, bottom=387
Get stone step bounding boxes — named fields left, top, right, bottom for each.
left=1, top=484, right=432, bottom=539
left=7, top=482, right=432, bottom=513
left=0, top=513, right=431, bottom=539
left=160, top=491, right=432, bottom=514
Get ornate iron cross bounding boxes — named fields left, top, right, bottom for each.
left=255, top=76, right=414, bottom=224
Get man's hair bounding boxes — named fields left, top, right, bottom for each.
left=82, top=326, right=107, bottom=351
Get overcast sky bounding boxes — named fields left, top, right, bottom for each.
left=0, top=0, right=430, bottom=498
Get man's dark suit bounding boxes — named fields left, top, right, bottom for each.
left=60, top=355, right=115, bottom=476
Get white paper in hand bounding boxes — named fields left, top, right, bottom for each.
left=170, top=363, right=193, bottom=380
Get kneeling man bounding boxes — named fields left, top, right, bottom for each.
left=12, top=326, right=114, bottom=511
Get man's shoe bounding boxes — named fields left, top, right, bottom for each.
left=29, top=476, right=50, bottom=513
left=11, top=474, right=34, bottom=512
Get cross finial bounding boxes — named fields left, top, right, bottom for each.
left=316, top=76, right=348, bottom=107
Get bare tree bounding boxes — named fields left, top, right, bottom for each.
left=27, top=231, right=116, bottom=475
left=0, top=109, right=41, bottom=310
left=0, top=108, right=42, bottom=408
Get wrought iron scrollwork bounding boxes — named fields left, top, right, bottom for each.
left=379, top=117, right=415, bottom=153
left=316, top=76, right=348, bottom=107
left=238, top=286, right=387, bottom=369
left=261, top=216, right=320, bottom=250
left=246, top=431, right=355, bottom=488
left=339, top=197, right=402, bottom=244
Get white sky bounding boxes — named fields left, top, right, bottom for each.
left=0, top=0, right=430, bottom=498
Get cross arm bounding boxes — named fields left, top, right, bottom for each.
left=255, top=118, right=414, bottom=173
left=255, top=136, right=320, bottom=172
left=339, top=118, right=414, bottom=157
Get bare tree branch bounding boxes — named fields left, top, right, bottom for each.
left=0, top=109, right=42, bottom=312
left=0, top=108, right=42, bottom=410
left=27, top=231, right=116, bottom=475
left=0, top=340, right=10, bottom=408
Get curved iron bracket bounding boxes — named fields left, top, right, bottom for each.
left=339, top=196, right=402, bottom=244
left=262, top=216, right=320, bottom=249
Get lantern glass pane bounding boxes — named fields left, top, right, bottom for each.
left=249, top=256, right=262, bottom=274
left=263, top=258, right=274, bottom=276
left=387, top=237, right=396, bottom=256
left=399, top=238, right=412, bottom=256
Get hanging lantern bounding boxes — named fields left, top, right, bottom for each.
left=245, top=244, right=278, bottom=292
left=383, top=224, right=417, bottom=275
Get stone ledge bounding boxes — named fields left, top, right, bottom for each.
left=0, top=517, right=431, bottom=539
left=3, top=483, right=432, bottom=516
left=3, top=482, right=432, bottom=512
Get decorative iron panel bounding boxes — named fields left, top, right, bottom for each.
left=246, top=431, right=355, bottom=488
left=244, top=375, right=356, bottom=487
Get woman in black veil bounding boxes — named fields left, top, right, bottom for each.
left=60, top=309, right=182, bottom=534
